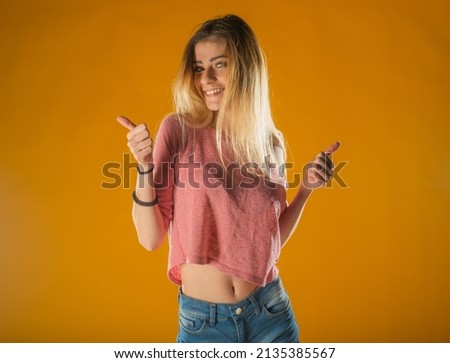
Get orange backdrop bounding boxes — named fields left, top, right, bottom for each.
left=1, top=0, right=449, bottom=342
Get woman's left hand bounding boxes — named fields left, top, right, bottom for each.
left=302, top=141, right=341, bottom=190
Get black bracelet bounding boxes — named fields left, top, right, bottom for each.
left=136, top=164, right=154, bottom=175
left=132, top=190, right=158, bottom=207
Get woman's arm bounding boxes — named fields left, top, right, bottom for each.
left=279, top=185, right=313, bottom=247
left=132, top=170, right=167, bottom=251
left=117, top=115, right=168, bottom=251
left=277, top=141, right=341, bottom=246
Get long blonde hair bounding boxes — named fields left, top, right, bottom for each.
left=173, top=14, right=285, bottom=177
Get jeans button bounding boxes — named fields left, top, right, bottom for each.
left=236, top=307, right=242, bottom=315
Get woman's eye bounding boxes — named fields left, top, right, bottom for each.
left=194, top=67, right=204, bottom=73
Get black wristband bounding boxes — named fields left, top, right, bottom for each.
left=136, top=164, right=154, bottom=175
left=132, top=190, right=158, bottom=207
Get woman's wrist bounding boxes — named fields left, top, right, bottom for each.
left=137, top=162, right=154, bottom=175
left=132, top=190, right=158, bottom=207
left=299, top=182, right=314, bottom=199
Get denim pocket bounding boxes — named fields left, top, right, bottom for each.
left=178, top=312, right=208, bottom=335
left=262, top=290, right=291, bottom=318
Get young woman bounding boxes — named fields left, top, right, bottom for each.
left=117, top=14, right=340, bottom=343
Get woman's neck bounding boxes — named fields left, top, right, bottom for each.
left=209, top=112, right=217, bottom=128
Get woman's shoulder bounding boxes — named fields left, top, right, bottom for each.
left=158, top=113, right=215, bottom=141
left=269, top=130, right=287, bottom=183
left=271, top=130, right=285, bottom=150
left=159, top=113, right=183, bottom=133
left=152, top=114, right=185, bottom=154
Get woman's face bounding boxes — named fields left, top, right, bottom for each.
left=193, top=39, right=229, bottom=112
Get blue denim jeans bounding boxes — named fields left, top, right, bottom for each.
left=176, top=277, right=299, bottom=343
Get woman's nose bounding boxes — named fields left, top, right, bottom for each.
left=201, top=67, right=217, bottom=84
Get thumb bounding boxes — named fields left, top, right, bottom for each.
left=116, top=115, right=136, bottom=131
left=324, top=141, right=341, bottom=155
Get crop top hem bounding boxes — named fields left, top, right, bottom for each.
left=168, top=258, right=278, bottom=288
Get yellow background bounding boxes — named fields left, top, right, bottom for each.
left=1, top=0, right=449, bottom=342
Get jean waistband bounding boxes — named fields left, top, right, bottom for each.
left=178, top=277, right=285, bottom=321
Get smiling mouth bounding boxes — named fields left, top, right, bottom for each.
left=204, top=88, right=224, bottom=96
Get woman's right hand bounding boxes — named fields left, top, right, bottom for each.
left=116, top=115, right=154, bottom=171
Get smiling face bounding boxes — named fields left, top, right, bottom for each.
left=193, top=40, right=229, bottom=112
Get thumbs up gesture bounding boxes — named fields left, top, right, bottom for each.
left=303, top=141, right=341, bottom=190
left=116, top=115, right=154, bottom=172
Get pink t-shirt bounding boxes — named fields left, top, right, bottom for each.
left=152, top=115, right=287, bottom=287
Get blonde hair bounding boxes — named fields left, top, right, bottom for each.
left=173, top=14, right=285, bottom=177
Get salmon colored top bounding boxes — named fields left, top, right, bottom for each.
left=152, top=115, right=287, bottom=287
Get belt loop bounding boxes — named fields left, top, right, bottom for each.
left=209, top=303, right=217, bottom=326
left=249, top=295, right=261, bottom=316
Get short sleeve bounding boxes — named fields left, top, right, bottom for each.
left=152, top=115, right=182, bottom=231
